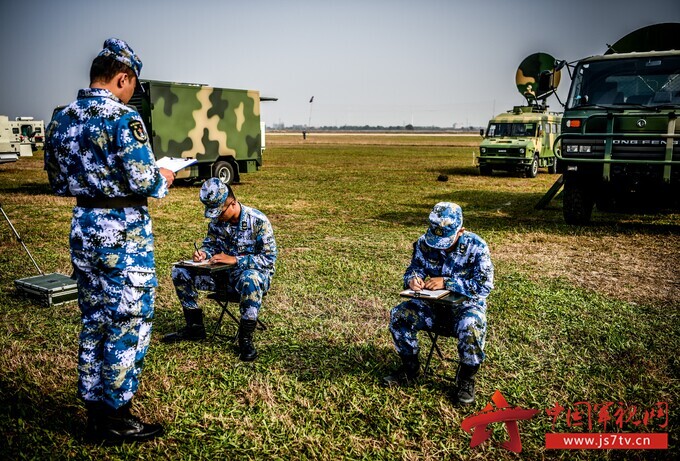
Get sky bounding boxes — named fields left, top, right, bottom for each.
left=1, top=0, right=679, bottom=128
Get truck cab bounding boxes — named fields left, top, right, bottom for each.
left=479, top=106, right=561, bottom=177
left=556, top=50, right=680, bottom=223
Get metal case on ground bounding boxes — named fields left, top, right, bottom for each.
left=14, top=273, right=78, bottom=307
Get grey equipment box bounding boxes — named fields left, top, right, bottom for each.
left=14, top=273, right=78, bottom=307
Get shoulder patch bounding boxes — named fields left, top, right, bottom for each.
left=128, top=120, right=148, bottom=143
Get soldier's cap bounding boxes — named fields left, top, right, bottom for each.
left=424, top=202, right=463, bottom=249
left=97, top=38, right=143, bottom=91
left=200, top=178, right=231, bottom=219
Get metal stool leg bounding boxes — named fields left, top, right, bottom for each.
left=212, top=300, right=241, bottom=341
left=423, top=332, right=441, bottom=375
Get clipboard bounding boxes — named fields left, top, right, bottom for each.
left=173, top=260, right=233, bottom=274
left=400, top=289, right=451, bottom=299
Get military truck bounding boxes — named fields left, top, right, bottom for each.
left=554, top=23, right=680, bottom=224
left=479, top=106, right=562, bottom=177
left=478, top=53, right=562, bottom=177
left=15, top=117, right=45, bottom=151
left=0, top=115, right=33, bottom=164
left=130, top=80, right=265, bottom=185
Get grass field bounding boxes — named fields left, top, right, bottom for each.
left=0, top=133, right=678, bottom=460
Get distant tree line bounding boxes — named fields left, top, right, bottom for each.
left=269, top=124, right=481, bottom=132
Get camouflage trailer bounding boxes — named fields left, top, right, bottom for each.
left=554, top=23, right=680, bottom=224
left=478, top=106, right=562, bottom=177
left=0, top=115, right=33, bottom=164
left=130, top=80, right=264, bottom=185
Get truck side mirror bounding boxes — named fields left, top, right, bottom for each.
left=479, top=128, right=484, bottom=137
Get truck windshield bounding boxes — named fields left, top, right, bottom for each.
left=486, top=123, right=536, bottom=137
left=567, top=55, right=680, bottom=109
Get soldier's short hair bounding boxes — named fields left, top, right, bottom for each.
left=90, top=55, right=136, bottom=85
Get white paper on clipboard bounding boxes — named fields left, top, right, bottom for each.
left=156, top=157, right=197, bottom=173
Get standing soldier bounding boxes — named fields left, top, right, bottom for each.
left=45, top=38, right=174, bottom=443
left=383, top=202, right=494, bottom=405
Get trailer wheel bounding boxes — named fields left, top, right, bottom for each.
left=548, top=157, right=558, bottom=174
left=479, top=165, right=492, bottom=176
left=526, top=155, right=539, bottom=178
left=563, top=182, right=594, bottom=225
left=213, top=161, right=235, bottom=185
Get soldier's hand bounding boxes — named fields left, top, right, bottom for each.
left=424, top=277, right=445, bottom=290
left=193, top=250, right=206, bottom=262
left=209, top=253, right=237, bottom=265
left=409, top=277, right=424, bottom=291
left=159, top=167, right=175, bottom=187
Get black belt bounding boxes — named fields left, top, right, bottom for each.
left=76, top=196, right=148, bottom=209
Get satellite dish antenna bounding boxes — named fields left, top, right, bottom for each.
left=605, top=22, right=680, bottom=54
left=515, top=52, right=562, bottom=106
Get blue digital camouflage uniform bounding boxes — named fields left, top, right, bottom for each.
left=389, top=203, right=494, bottom=366
left=44, top=87, right=168, bottom=409
left=171, top=203, right=277, bottom=321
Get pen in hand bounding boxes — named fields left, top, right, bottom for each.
left=411, top=272, right=424, bottom=291
left=193, top=242, right=205, bottom=262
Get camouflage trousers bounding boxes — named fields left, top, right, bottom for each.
left=389, top=299, right=487, bottom=366
left=171, top=267, right=270, bottom=321
left=71, top=249, right=156, bottom=409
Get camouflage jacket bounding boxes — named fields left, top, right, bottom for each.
left=404, top=232, right=494, bottom=301
left=44, top=88, right=168, bottom=254
left=201, top=204, right=277, bottom=278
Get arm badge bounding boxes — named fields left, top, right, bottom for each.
left=128, top=120, right=148, bottom=143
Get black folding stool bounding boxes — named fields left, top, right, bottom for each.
left=207, top=272, right=267, bottom=341
left=421, top=294, right=466, bottom=378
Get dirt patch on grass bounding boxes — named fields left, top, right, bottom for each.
left=495, top=232, right=680, bottom=307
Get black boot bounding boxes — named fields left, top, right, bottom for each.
left=162, top=308, right=206, bottom=343
left=84, top=400, right=105, bottom=441
left=238, top=319, right=258, bottom=361
left=98, top=402, right=164, bottom=443
left=382, top=354, right=420, bottom=387
left=455, top=363, right=479, bottom=406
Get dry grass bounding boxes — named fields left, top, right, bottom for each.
left=495, top=231, right=680, bottom=307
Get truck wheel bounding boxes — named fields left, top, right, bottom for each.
left=563, top=182, right=594, bottom=225
left=213, top=161, right=235, bottom=185
left=548, top=158, right=558, bottom=174
left=479, top=165, right=492, bottom=176
left=526, top=155, right=539, bottom=178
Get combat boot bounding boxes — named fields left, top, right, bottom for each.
left=382, top=354, right=420, bottom=387
left=98, top=402, right=164, bottom=443
left=455, top=363, right=480, bottom=406
left=161, top=308, right=206, bottom=343
left=238, top=319, right=258, bottom=361
left=84, top=400, right=105, bottom=441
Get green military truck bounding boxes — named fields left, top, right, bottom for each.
left=555, top=24, right=680, bottom=224
left=478, top=53, right=562, bottom=177
left=478, top=106, right=562, bottom=177
left=130, top=80, right=265, bottom=185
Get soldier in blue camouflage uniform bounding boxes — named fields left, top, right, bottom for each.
left=163, top=178, right=277, bottom=362
left=383, top=202, right=494, bottom=405
left=44, top=38, right=174, bottom=442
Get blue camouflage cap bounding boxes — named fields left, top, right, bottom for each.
left=200, top=178, right=231, bottom=218
left=98, top=38, right=143, bottom=79
left=424, top=202, right=463, bottom=249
